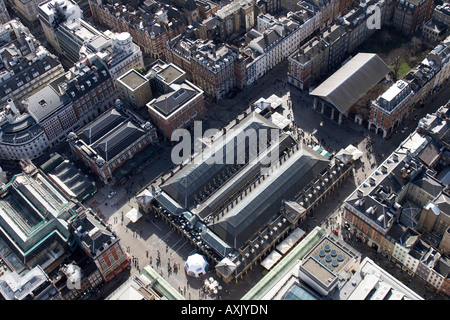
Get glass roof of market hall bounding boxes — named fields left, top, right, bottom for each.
left=160, top=112, right=283, bottom=209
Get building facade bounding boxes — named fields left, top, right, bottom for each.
left=392, top=0, right=434, bottom=36
left=71, top=209, right=130, bottom=282
left=368, top=80, right=414, bottom=138
left=147, top=61, right=205, bottom=138
left=38, top=0, right=83, bottom=52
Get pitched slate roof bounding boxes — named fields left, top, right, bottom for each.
left=79, top=108, right=145, bottom=161
left=160, top=112, right=279, bottom=209
left=209, top=145, right=329, bottom=249
left=310, top=53, right=390, bottom=114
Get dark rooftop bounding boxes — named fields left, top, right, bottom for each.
left=209, top=145, right=329, bottom=248
left=79, top=108, right=146, bottom=161
left=152, top=85, right=198, bottom=116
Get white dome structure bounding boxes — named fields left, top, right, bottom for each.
left=185, top=253, right=209, bottom=277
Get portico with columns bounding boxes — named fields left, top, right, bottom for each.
left=312, top=96, right=344, bottom=125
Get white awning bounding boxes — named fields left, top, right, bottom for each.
left=345, top=144, right=363, bottom=160
left=269, top=112, right=291, bottom=130
left=261, top=250, right=282, bottom=270
left=276, top=228, right=305, bottom=254
left=126, top=208, right=142, bottom=223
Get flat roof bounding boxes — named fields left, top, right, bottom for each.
left=304, top=237, right=354, bottom=274
left=301, top=257, right=336, bottom=286
left=118, top=70, right=148, bottom=90
left=26, top=85, right=71, bottom=122
left=156, top=64, right=183, bottom=84
left=241, top=227, right=327, bottom=300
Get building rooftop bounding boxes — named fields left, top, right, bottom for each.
left=310, top=53, right=390, bottom=114
left=0, top=54, right=62, bottom=103
left=71, top=209, right=117, bottom=259
left=78, top=108, right=146, bottom=162
left=155, top=64, right=184, bottom=85
left=0, top=114, right=42, bottom=144
left=334, top=257, right=423, bottom=300
left=152, top=84, right=198, bottom=116
left=40, top=153, right=96, bottom=202
left=374, top=80, right=413, bottom=112
left=118, top=69, right=148, bottom=91
left=208, top=144, right=329, bottom=249
left=160, top=112, right=280, bottom=209
left=25, top=85, right=71, bottom=122
left=0, top=265, right=49, bottom=300
left=0, top=171, right=77, bottom=265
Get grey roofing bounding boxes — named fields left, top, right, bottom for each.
left=310, top=53, right=390, bottom=114
left=50, top=159, right=94, bottom=197
left=184, top=0, right=198, bottom=11
left=95, top=121, right=145, bottom=161
left=434, top=193, right=450, bottom=216
left=0, top=114, right=42, bottom=144
left=204, top=16, right=220, bottom=29
left=0, top=55, right=61, bottom=101
left=411, top=172, right=444, bottom=198
left=201, top=227, right=233, bottom=257
left=208, top=145, right=330, bottom=249
left=194, top=134, right=297, bottom=219
left=0, top=266, right=48, bottom=300
left=26, top=85, right=71, bottom=122
left=80, top=108, right=124, bottom=145
left=323, top=25, right=347, bottom=44
left=153, top=84, right=197, bottom=116
left=155, top=192, right=185, bottom=215
left=433, top=256, right=450, bottom=277
left=255, top=29, right=282, bottom=51
left=417, top=141, right=440, bottom=167
left=292, top=37, right=329, bottom=65
left=79, top=108, right=145, bottom=161
left=160, top=112, right=279, bottom=209
left=71, top=212, right=116, bottom=258
left=346, top=191, right=397, bottom=231
left=64, top=62, right=111, bottom=102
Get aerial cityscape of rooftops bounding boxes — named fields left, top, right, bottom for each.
left=0, top=0, right=448, bottom=303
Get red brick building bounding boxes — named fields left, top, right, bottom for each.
left=368, top=79, right=414, bottom=138
left=393, top=0, right=434, bottom=36
left=147, top=79, right=205, bottom=139
left=71, top=209, right=130, bottom=283
left=88, top=1, right=182, bottom=59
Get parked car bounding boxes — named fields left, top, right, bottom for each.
left=107, top=190, right=117, bottom=199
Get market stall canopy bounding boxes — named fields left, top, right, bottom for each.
left=126, top=208, right=142, bottom=223
left=276, top=228, right=305, bottom=254
left=185, top=253, right=209, bottom=277
left=335, top=144, right=363, bottom=163
left=261, top=250, right=282, bottom=270
left=345, top=144, right=363, bottom=160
